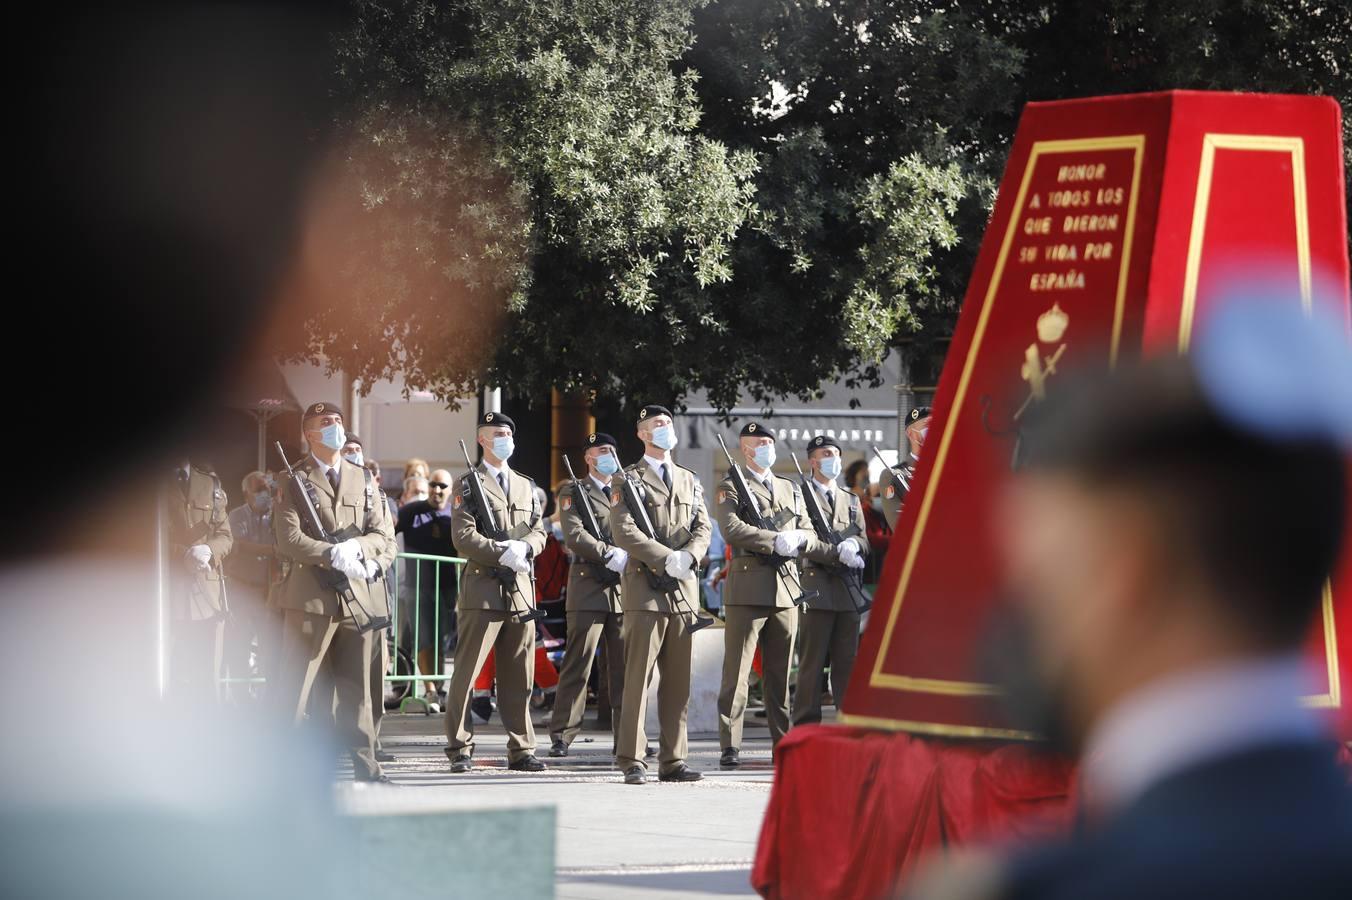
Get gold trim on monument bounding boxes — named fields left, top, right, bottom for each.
left=1179, top=134, right=1312, bottom=352
left=1177, top=135, right=1339, bottom=708
left=838, top=712, right=1041, bottom=742
left=866, top=135, right=1146, bottom=703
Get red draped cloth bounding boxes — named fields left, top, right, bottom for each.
left=753, top=725, right=1076, bottom=899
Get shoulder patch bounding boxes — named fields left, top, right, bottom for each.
left=453, top=493, right=464, bottom=509
left=884, top=484, right=896, bottom=499
left=561, top=496, right=572, bottom=511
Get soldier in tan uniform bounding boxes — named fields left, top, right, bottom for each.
left=610, top=405, right=711, bottom=785
left=443, top=411, right=549, bottom=773
left=713, top=422, right=824, bottom=768
left=793, top=434, right=869, bottom=725
left=548, top=432, right=628, bottom=756
left=272, top=401, right=397, bottom=783
left=880, top=406, right=931, bottom=530
left=166, top=460, right=233, bottom=700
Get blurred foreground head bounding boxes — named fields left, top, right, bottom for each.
left=995, top=299, right=1350, bottom=750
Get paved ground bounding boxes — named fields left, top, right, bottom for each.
left=338, top=702, right=809, bottom=898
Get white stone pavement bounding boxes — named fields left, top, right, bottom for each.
left=337, top=702, right=810, bottom=899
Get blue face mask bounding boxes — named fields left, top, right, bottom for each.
left=342, top=450, right=364, bottom=467
left=650, top=424, right=678, bottom=451
left=819, top=455, right=842, bottom=480
left=319, top=422, right=346, bottom=451
left=491, top=435, right=515, bottom=461
left=253, top=491, right=272, bottom=510
left=595, top=451, right=620, bottom=476
left=752, top=443, right=776, bottom=469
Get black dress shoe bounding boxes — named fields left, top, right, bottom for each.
left=720, top=747, right=741, bottom=769
left=645, top=744, right=657, bottom=759
left=508, top=754, right=546, bottom=772
left=548, top=740, right=568, bottom=758
left=658, top=764, right=703, bottom=783
left=444, top=749, right=472, bottom=773
left=623, top=765, right=646, bottom=785
left=375, top=749, right=396, bottom=763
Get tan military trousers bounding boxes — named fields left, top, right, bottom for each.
left=273, top=609, right=381, bottom=779
left=718, top=604, right=798, bottom=750
left=549, top=610, right=624, bottom=748
left=616, top=611, right=690, bottom=774
left=791, top=609, right=861, bottom=726
left=444, top=609, right=536, bottom=763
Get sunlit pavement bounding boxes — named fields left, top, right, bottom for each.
left=336, top=704, right=822, bottom=898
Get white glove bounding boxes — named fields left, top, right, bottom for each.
left=329, top=538, right=362, bottom=571
left=604, top=547, right=629, bottom=573
left=835, top=537, right=862, bottom=559
left=498, top=540, right=531, bottom=574
left=838, top=544, right=865, bottom=570
left=664, top=550, right=694, bottom=579
left=187, top=544, right=212, bottom=569
left=773, top=530, right=814, bottom=557
left=363, top=559, right=381, bottom=581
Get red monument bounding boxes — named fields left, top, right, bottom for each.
left=755, top=91, right=1351, bottom=899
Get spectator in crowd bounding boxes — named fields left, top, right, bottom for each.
left=365, top=458, right=398, bottom=519
left=395, top=467, right=459, bottom=707
left=845, top=459, right=890, bottom=584
left=404, top=458, right=430, bottom=482
left=224, top=470, right=280, bottom=700
left=401, top=474, right=429, bottom=506
left=703, top=519, right=727, bottom=614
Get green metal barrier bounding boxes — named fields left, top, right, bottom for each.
left=208, top=552, right=465, bottom=710
left=386, top=552, right=466, bottom=713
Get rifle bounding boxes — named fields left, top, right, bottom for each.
left=561, top=453, right=621, bottom=589
left=274, top=442, right=390, bottom=634
left=458, top=440, right=546, bottom=624
left=871, top=444, right=911, bottom=495
left=617, top=470, right=714, bottom=634
left=714, top=434, right=818, bottom=608
left=790, top=452, right=872, bottom=613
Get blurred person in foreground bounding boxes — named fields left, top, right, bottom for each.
left=224, top=470, right=279, bottom=699
left=910, top=300, right=1352, bottom=900
left=2, top=4, right=363, bottom=898
left=365, top=458, right=398, bottom=519
left=845, top=458, right=890, bottom=584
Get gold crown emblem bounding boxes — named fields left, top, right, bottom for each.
left=910, top=408, right=920, bottom=421
left=315, top=403, right=325, bottom=413
left=485, top=412, right=495, bottom=422
left=639, top=407, right=648, bottom=419
left=588, top=434, right=597, bottom=444
left=1037, top=303, right=1069, bottom=344
left=748, top=423, right=757, bottom=433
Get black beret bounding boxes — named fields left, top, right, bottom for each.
left=302, top=401, right=343, bottom=421
left=739, top=421, right=774, bottom=440
left=637, top=404, right=673, bottom=424
left=909, top=406, right=933, bottom=423
left=479, top=410, right=515, bottom=432
left=343, top=433, right=361, bottom=447
left=587, top=432, right=618, bottom=448
left=806, top=434, right=841, bottom=453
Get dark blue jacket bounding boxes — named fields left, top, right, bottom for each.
left=1005, top=741, right=1352, bottom=900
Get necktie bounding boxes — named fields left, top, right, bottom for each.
left=660, top=464, right=672, bottom=491
left=825, top=486, right=836, bottom=516
left=602, top=485, right=612, bottom=502
left=498, top=472, right=508, bottom=496
left=177, top=469, right=189, bottom=498
left=327, top=468, right=339, bottom=493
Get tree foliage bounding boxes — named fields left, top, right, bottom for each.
left=282, top=0, right=1352, bottom=412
